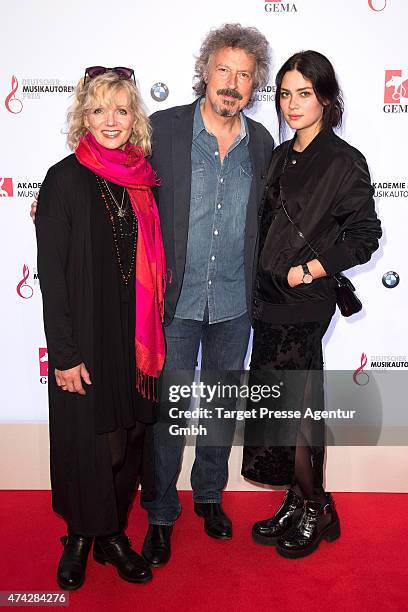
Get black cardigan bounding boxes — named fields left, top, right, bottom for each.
left=253, top=128, right=382, bottom=324
left=36, top=156, right=121, bottom=535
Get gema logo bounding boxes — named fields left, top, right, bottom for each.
left=39, top=348, right=48, bottom=384
left=264, top=0, right=298, bottom=13
left=383, top=70, right=408, bottom=113
left=0, top=177, right=13, bottom=196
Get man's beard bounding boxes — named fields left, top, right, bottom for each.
left=212, top=88, right=244, bottom=117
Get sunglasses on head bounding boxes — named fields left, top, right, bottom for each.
left=83, top=66, right=135, bottom=86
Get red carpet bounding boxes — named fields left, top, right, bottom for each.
left=0, top=491, right=406, bottom=611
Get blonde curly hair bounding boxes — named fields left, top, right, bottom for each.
left=67, top=71, right=152, bottom=154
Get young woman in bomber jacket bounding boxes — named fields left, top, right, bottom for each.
left=242, top=50, right=382, bottom=558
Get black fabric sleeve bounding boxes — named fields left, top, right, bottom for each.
left=36, top=168, right=82, bottom=370
left=318, top=156, right=382, bottom=275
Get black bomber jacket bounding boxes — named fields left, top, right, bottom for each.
left=253, top=128, right=382, bottom=324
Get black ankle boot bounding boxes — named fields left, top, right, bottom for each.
left=57, top=534, right=93, bottom=590
left=276, top=493, right=340, bottom=559
left=142, top=525, right=172, bottom=567
left=93, top=532, right=152, bottom=583
left=252, top=489, right=303, bottom=546
left=194, top=503, right=232, bottom=540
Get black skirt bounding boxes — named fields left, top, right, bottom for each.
left=242, top=318, right=330, bottom=486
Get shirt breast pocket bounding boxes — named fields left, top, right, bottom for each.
left=240, top=160, right=253, bottom=179
left=191, top=165, right=205, bottom=200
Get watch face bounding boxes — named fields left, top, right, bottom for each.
left=303, top=274, right=313, bottom=284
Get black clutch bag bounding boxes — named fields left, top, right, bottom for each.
left=333, top=273, right=362, bottom=317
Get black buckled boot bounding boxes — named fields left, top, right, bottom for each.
left=252, top=489, right=304, bottom=546
left=93, top=532, right=152, bottom=583
left=57, top=534, right=93, bottom=590
left=277, top=493, right=341, bottom=559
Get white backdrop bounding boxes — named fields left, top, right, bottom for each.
left=1, top=0, right=407, bottom=489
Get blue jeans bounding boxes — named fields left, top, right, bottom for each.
left=142, top=311, right=251, bottom=525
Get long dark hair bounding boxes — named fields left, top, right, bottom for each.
left=275, top=50, right=344, bottom=142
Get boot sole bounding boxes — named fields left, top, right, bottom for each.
left=252, top=530, right=280, bottom=547
left=276, top=519, right=341, bottom=559
left=93, top=552, right=153, bottom=583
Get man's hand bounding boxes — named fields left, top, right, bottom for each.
left=55, top=363, right=92, bottom=396
left=30, top=199, right=38, bottom=223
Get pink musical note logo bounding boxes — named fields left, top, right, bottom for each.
left=353, top=352, right=370, bottom=386
left=5, top=75, right=23, bottom=114
left=368, top=0, right=387, bottom=11
left=16, top=264, right=33, bottom=299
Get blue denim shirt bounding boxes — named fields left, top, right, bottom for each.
left=175, top=98, right=252, bottom=324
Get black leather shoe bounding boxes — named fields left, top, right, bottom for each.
left=252, top=489, right=303, bottom=546
left=93, top=532, right=152, bottom=583
left=57, top=534, right=93, bottom=591
left=277, top=493, right=341, bottom=559
left=194, top=503, right=232, bottom=540
left=142, top=525, right=172, bottom=567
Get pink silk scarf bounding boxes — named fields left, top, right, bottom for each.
left=75, top=132, right=166, bottom=400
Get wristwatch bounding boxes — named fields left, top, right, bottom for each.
left=301, top=263, right=313, bottom=284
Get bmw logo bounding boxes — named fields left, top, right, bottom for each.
left=150, top=82, right=169, bottom=102
left=382, top=271, right=400, bottom=288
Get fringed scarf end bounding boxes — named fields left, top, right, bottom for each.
left=136, top=368, right=159, bottom=403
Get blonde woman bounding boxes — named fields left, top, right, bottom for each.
left=36, top=67, right=166, bottom=589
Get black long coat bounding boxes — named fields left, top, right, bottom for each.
left=36, top=155, right=122, bottom=536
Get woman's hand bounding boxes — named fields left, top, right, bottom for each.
left=55, top=363, right=92, bottom=395
left=30, top=199, right=37, bottom=223
left=287, top=265, right=304, bottom=287
left=287, top=260, right=328, bottom=287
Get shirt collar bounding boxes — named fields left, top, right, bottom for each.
left=193, top=96, right=249, bottom=145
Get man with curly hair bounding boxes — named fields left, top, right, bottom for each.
left=141, top=23, right=274, bottom=566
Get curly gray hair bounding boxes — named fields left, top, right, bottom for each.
left=193, top=23, right=271, bottom=108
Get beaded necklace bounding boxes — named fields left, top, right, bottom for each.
left=95, top=175, right=138, bottom=286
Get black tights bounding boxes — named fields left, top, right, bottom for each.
left=291, top=436, right=326, bottom=503
left=291, top=371, right=326, bottom=503
left=68, top=422, right=147, bottom=537
left=107, top=422, right=146, bottom=531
